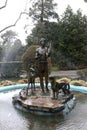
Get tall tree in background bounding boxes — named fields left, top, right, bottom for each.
left=0, top=30, right=24, bottom=61
left=58, top=6, right=87, bottom=68
left=27, top=4, right=87, bottom=69
left=27, top=0, right=59, bottom=45
left=29, top=0, right=58, bottom=23
left=1, top=30, right=17, bottom=61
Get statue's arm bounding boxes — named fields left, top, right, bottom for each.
left=47, top=43, right=51, bottom=57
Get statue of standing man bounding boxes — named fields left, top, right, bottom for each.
left=35, top=38, right=51, bottom=93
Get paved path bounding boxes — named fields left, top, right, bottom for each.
left=50, top=70, right=80, bottom=79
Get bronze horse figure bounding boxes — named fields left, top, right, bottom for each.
left=27, top=67, right=36, bottom=95
left=49, top=77, right=71, bottom=99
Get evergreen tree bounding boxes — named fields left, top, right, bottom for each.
left=27, top=0, right=59, bottom=45
left=29, top=0, right=58, bottom=23
left=58, top=6, right=87, bottom=67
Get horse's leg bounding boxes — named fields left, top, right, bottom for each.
left=52, top=91, right=55, bottom=99
left=31, top=78, right=35, bottom=94
left=55, top=91, right=58, bottom=99
left=62, top=86, right=66, bottom=95
left=33, top=78, right=35, bottom=91
left=26, top=79, right=30, bottom=96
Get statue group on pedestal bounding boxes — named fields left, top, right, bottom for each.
left=27, top=38, right=70, bottom=99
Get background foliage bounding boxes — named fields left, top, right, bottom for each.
left=0, top=1, right=87, bottom=78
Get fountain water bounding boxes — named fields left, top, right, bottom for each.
left=0, top=89, right=87, bottom=130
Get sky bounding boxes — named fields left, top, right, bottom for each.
left=0, top=0, right=87, bottom=44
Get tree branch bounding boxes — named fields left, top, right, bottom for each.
left=0, top=12, right=29, bottom=33
left=0, top=0, right=8, bottom=10
left=84, top=0, right=87, bottom=2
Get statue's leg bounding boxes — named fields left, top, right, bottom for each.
left=45, top=73, right=49, bottom=92
left=40, top=76, right=44, bottom=93
left=31, top=82, right=35, bottom=95
left=31, top=82, right=33, bottom=93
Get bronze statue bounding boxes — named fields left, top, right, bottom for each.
left=49, top=76, right=71, bottom=99
left=49, top=77, right=59, bottom=99
left=35, top=38, right=51, bottom=93
left=27, top=66, right=36, bottom=95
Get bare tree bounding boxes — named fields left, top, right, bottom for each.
left=0, top=0, right=8, bottom=10
left=0, top=12, right=29, bottom=33
left=0, top=0, right=87, bottom=33
left=0, top=0, right=29, bottom=33
left=84, top=0, right=87, bottom=2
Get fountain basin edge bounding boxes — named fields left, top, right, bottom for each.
left=0, top=83, right=87, bottom=93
